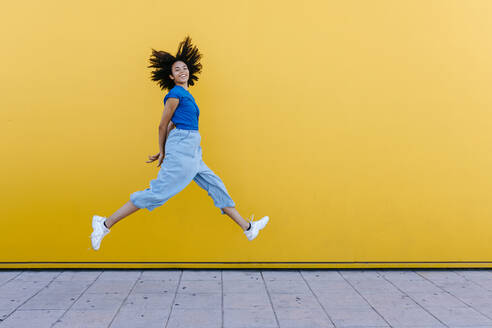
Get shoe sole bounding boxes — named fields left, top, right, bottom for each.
left=91, top=215, right=105, bottom=250
left=91, top=229, right=100, bottom=250
left=91, top=233, right=99, bottom=250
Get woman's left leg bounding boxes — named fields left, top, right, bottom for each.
left=222, top=206, right=250, bottom=231
left=192, top=150, right=250, bottom=231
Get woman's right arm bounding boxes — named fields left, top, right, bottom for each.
left=166, top=120, right=175, bottom=139
left=158, top=98, right=179, bottom=154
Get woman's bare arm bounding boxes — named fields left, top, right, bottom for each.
left=166, top=120, right=175, bottom=138
left=158, top=98, right=179, bottom=154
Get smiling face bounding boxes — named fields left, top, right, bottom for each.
left=169, top=60, right=189, bottom=86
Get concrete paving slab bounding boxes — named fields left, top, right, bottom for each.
left=0, top=297, right=24, bottom=311
left=173, top=291, right=222, bottom=309
left=85, top=279, right=135, bottom=294
left=18, top=280, right=89, bottom=310
left=415, top=270, right=466, bottom=283
left=52, top=309, right=116, bottom=328
left=301, top=270, right=345, bottom=281
left=438, top=281, right=490, bottom=297
left=0, top=280, right=48, bottom=298
left=167, top=308, right=221, bottom=328
left=223, top=307, right=277, bottom=328
left=384, top=279, right=443, bottom=293
left=181, top=269, right=221, bottom=281
left=455, top=269, right=492, bottom=281
left=109, top=308, right=170, bottom=328
left=339, top=270, right=384, bottom=281
left=0, top=271, right=22, bottom=285
left=223, top=279, right=266, bottom=294
left=349, top=280, right=401, bottom=294
left=139, top=270, right=181, bottom=281
left=305, top=279, right=353, bottom=292
left=275, top=306, right=334, bottom=328
left=12, top=271, right=63, bottom=282
left=55, top=270, right=102, bottom=282
left=120, top=293, right=174, bottom=311
left=98, top=270, right=141, bottom=281
left=316, top=290, right=371, bottom=309
left=478, top=280, right=492, bottom=289
left=361, top=293, right=417, bottom=308
left=223, top=291, right=271, bottom=309
left=132, top=279, right=178, bottom=294
left=269, top=292, right=322, bottom=309
left=71, top=292, right=127, bottom=311
left=459, top=294, right=492, bottom=316
left=376, top=270, right=424, bottom=281
left=262, top=270, right=303, bottom=281
left=372, top=305, right=446, bottom=327
left=0, top=309, right=64, bottom=328
left=177, top=280, right=222, bottom=294
left=265, top=279, right=312, bottom=294
left=326, top=306, right=390, bottom=327
left=409, top=291, right=468, bottom=308
left=222, top=270, right=262, bottom=281
left=423, top=305, right=492, bottom=326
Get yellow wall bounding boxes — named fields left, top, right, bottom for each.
left=1, top=0, right=492, bottom=268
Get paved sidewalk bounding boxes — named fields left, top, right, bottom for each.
left=0, top=269, right=491, bottom=327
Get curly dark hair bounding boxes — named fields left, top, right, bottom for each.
left=148, top=35, right=203, bottom=91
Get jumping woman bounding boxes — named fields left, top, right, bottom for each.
left=90, top=35, right=270, bottom=251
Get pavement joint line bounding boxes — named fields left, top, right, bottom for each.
left=454, top=269, right=492, bottom=293
left=0, top=268, right=25, bottom=320
left=299, top=269, right=337, bottom=327
left=50, top=270, right=105, bottom=328
left=164, top=269, right=183, bottom=328
left=338, top=270, right=394, bottom=328
left=415, top=270, right=492, bottom=324
left=0, top=270, right=63, bottom=324
left=378, top=269, right=450, bottom=328
left=106, top=270, right=144, bottom=328
left=0, top=270, right=24, bottom=289
left=260, top=270, right=281, bottom=328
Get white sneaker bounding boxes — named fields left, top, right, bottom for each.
left=90, top=215, right=110, bottom=250
left=244, top=214, right=269, bottom=241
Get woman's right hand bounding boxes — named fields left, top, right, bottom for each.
left=147, top=152, right=165, bottom=167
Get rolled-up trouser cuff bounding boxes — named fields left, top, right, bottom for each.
left=219, top=200, right=236, bottom=215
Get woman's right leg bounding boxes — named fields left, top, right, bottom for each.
left=105, top=200, right=140, bottom=229
left=114, top=138, right=198, bottom=229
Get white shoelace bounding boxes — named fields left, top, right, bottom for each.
left=248, top=214, right=255, bottom=229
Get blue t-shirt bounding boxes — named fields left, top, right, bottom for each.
left=163, top=85, right=200, bottom=130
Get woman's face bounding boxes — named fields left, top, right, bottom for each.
left=170, top=61, right=189, bottom=85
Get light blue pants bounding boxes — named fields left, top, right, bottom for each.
left=130, top=128, right=236, bottom=214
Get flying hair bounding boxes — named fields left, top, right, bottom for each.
left=148, top=35, right=203, bottom=91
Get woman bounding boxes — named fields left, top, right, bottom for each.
left=90, top=35, right=269, bottom=251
